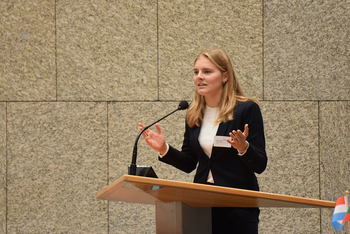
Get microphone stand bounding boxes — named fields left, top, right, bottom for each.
left=129, top=101, right=188, bottom=177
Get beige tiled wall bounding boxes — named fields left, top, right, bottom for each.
left=320, top=101, right=350, bottom=234
left=108, top=102, right=194, bottom=232
left=0, top=103, right=6, bottom=233
left=264, top=1, right=350, bottom=101
left=0, top=0, right=349, bottom=233
left=6, top=102, right=108, bottom=233
left=56, top=0, right=158, bottom=101
left=158, top=1, right=263, bottom=101
left=0, top=1, right=56, bottom=101
left=259, top=102, right=321, bottom=233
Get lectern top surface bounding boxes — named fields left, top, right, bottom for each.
left=96, top=175, right=335, bottom=208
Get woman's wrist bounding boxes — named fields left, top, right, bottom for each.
left=237, top=141, right=249, bottom=156
left=159, top=143, right=169, bottom=157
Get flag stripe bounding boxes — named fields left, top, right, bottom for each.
left=332, top=196, right=348, bottom=231
left=342, top=206, right=350, bottom=225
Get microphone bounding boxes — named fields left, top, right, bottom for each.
left=128, top=101, right=189, bottom=177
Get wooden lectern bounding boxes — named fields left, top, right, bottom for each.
left=96, top=175, right=335, bottom=234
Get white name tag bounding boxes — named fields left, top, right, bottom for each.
left=214, top=136, right=232, bottom=148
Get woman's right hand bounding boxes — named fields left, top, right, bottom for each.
left=139, top=123, right=168, bottom=155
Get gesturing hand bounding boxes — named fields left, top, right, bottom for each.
left=227, top=124, right=249, bottom=152
left=139, top=123, right=168, bottom=155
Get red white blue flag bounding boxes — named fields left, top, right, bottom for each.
left=332, top=196, right=347, bottom=231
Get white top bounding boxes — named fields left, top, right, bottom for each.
left=198, top=106, right=219, bottom=183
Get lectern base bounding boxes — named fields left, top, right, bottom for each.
left=156, top=201, right=211, bottom=234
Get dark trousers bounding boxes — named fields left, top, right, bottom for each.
left=211, top=207, right=260, bottom=234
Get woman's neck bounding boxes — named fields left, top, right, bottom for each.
left=204, top=96, right=220, bottom=108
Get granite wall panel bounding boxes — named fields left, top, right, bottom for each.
left=0, top=103, right=6, bottom=233
left=0, top=0, right=56, bottom=101
left=258, top=101, right=320, bottom=233
left=320, top=101, right=350, bottom=234
left=56, top=0, right=158, bottom=101
left=6, top=102, right=108, bottom=233
left=107, top=101, right=194, bottom=233
left=264, top=0, right=350, bottom=100
left=158, top=0, right=263, bottom=101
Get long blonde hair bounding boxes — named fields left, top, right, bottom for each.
left=186, top=49, right=258, bottom=128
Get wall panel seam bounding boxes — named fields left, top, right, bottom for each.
left=262, top=0, right=265, bottom=101
left=157, top=0, right=160, bottom=101
left=107, top=102, right=110, bottom=234
left=5, top=102, right=7, bottom=234
left=55, top=0, right=58, bottom=101
left=317, top=100, right=322, bottom=233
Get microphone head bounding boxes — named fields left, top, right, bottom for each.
left=178, top=101, right=189, bottom=110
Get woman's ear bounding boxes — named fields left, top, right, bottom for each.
left=223, top=72, right=228, bottom=83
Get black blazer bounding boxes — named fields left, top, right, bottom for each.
left=159, top=101, right=267, bottom=191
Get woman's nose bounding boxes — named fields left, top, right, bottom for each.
left=197, top=71, right=204, bottom=79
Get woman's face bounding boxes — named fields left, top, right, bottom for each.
left=193, top=56, right=227, bottom=106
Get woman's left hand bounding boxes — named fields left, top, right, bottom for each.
left=227, top=124, right=249, bottom=152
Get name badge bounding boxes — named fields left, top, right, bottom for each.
left=214, top=136, right=231, bottom=148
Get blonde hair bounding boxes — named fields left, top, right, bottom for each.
left=186, top=49, right=258, bottom=128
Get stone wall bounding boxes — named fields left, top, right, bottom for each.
left=0, top=0, right=349, bottom=233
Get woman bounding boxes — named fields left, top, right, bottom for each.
left=139, top=49, right=267, bottom=233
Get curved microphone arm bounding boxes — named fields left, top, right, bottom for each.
left=129, top=101, right=189, bottom=176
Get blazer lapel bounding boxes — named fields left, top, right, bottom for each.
left=216, top=121, right=231, bottom=136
